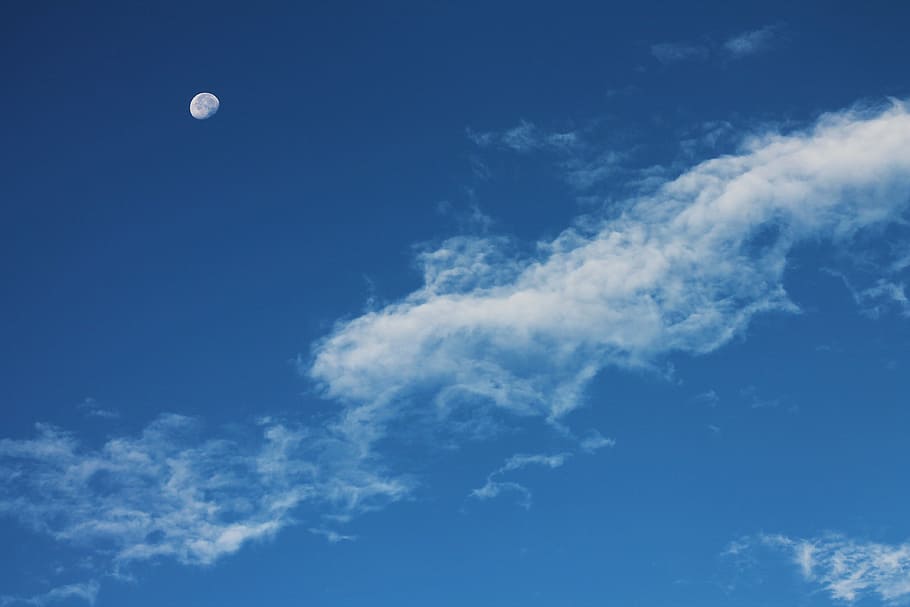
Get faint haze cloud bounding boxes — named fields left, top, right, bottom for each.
left=467, top=121, right=580, bottom=154
left=691, top=389, right=720, bottom=407
left=724, top=25, right=785, bottom=59
left=651, top=41, right=710, bottom=64
left=76, top=397, right=119, bottom=420
left=739, top=385, right=781, bottom=409
left=651, top=25, right=784, bottom=64
left=309, top=527, right=357, bottom=544
left=579, top=430, right=616, bottom=453
left=467, top=120, right=625, bottom=193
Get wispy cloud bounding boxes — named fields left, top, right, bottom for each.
left=827, top=269, right=910, bottom=319
left=651, top=42, right=709, bottom=64
left=470, top=433, right=614, bottom=509
left=309, top=527, right=357, bottom=543
left=467, top=121, right=579, bottom=153
left=310, top=101, right=910, bottom=460
left=724, top=25, right=783, bottom=59
left=1, top=581, right=100, bottom=607
left=467, top=121, right=624, bottom=191
left=470, top=452, right=571, bottom=509
left=652, top=25, right=783, bottom=65
left=0, top=414, right=409, bottom=593
left=579, top=430, right=616, bottom=454
left=692, top=389, right=720, bottom=407
left=732, top=533, right=910, bottom=603
left=739, top=385, right=781, bottom=409
left=76, top=397, right=119, bottom=420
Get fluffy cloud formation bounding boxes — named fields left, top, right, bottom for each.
left=310, top=101, right=910, bottom=453
left=0, top=415, right=408, bottom=578
left=749, top=534, right=910, bottom=602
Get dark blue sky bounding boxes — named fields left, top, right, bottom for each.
left=2, top=2, right=910, bottom=606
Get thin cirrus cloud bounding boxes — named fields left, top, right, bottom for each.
left=651, top=25, right=783, bottom=64
left=471, top=435, right=614, bottom=509
left=0, top=413, right=409, bottom=592
left=825, top=268, right=910, bottom=319
left=0, top=582, right=100, bottom=607
left=467, top=120, right=579, bottom=153
left=467, top=121, right=624, bottom=191
left=723, top=25, right=783, bottom=58
left=309, top=527, right=357, bottom=543
left=734, top=534, right=910, bottom=603
left=309, top=100, right=910, bottom=460
left=470, top=452, right=572, bottom=509
left=651, top=41, right=710, bottom=64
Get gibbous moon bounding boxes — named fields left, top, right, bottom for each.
left=190, top=92, right=219, bottom=120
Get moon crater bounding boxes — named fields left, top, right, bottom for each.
left=190, top=92, right=219, bottom=120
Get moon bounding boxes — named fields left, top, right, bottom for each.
left=189, top=92, right=219, bottom=120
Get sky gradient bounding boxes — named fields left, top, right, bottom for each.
left=2, top=2, right=910, bottom=606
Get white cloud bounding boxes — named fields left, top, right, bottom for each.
left=1, top=581, right=100, bottom=607
left=500, top=452, right=570, bottom=472
left=309, top=527, right=357, bottom=543
left=692, top=389, right=720, bottom=407
left=652, top=26, right=782, bottom=65
left=826, top=269, right=910, bottom=318
left=745, top=534, right=910, bottom=603
left=469, top=437, right=614, bottom=508
left=310, top=100, right=910, bottom=456
left=76, top=397, right=119, bottom=420
left=724, top=25, right=782, bottom=59
left=579, top=430, right=616, bottom=454
left=468, top=122, right=624, bottom=191
left=7, top=97, right=910, bottom=604
left=470, top=452, right=571, bottom=509
left=0, top=415, right=409, bottom=582
left=739, top=385, right=781, bottom=409
left=468, top=121, right=579, bottom=153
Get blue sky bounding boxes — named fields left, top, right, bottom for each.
left=2, top=1, right=910, bottom=605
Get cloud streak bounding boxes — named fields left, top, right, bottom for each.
left=470, top=452, right=571, bottom=509
left=467, top=121, right=579, bottom=154
left=310, top=100, right=910, bottom=457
